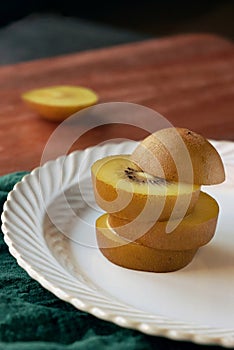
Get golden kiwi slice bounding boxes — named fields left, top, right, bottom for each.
left=107, top=191, right=219, bottom=250
left=91, top=155, right=200, bottom=222
left=22, top=85, right=98, bottom=121
left=96, top=214, right=198, bottom=272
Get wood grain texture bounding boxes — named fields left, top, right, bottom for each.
left=0, top=34, right=233, bottom=174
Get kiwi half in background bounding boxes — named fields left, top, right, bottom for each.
left=22, top=85, right=98, bottom=121
left=91, top=155, right=200, bottom=222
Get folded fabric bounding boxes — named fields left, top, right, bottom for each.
left=0, top=172, right=215, bottom=350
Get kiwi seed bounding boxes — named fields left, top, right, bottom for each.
left=124, top=167, right=167, bottom=185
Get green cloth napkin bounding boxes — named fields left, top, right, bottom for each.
left=0, top=172, right=221, bottom=350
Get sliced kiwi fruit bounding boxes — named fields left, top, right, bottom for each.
left=22, top=85, right=98, bottom=121
left=96, top=214, right=198, bottom=272
left=91, top=155, right=200, bottom=222
left=107, top=191, right=219, bottom=250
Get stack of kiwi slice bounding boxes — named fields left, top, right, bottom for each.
left=91, top=128, right=225, bottom=272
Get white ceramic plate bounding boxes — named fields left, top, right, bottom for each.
left=2, top=140, right=234, bottom=347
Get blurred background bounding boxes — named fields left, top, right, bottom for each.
left=0, top=0, right=234, bottom=65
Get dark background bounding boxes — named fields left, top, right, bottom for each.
left=0, top=0, right=234, bottom=65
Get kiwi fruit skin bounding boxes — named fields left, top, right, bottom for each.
left=131, top=127, right=225, bottom=185
left=107, top=191, right=219, bottom=250
left=96, top=214, right=198, bottom=273
left=91, top=155, right=200, bottom=222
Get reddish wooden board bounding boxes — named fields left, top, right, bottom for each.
left=0, top=34, right=233, bottom=174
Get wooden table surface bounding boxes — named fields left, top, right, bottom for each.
left=0, top=34, right=233, bottom=175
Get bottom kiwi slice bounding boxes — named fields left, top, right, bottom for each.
left=96, top=214, right=198, bottom=272
left=96, top=191, right=218, bottom=272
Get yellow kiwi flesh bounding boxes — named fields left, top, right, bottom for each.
left=91, top=155, right=200, bottom=222
left=22, top=85, right=98, bottom=121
